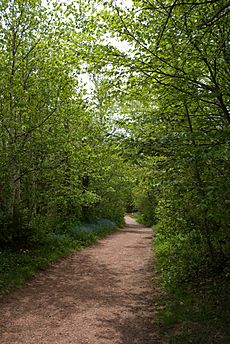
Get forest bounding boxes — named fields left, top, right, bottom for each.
left=0, top=0, right=229, bottom=342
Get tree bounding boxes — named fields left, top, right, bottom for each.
left=87, top=0, right=230, bottom=282
left=0, top=0, right=133, bottom=244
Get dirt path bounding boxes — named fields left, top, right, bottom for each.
left=0, top=216, right=160, bottom=344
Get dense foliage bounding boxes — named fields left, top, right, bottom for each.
left=91, top=0, right=230, bottom=287
left=0, top=0, right=132, bottom=246
left=0, top=0, right=229, bottom=339
left=0, top=0, right=229, bottom=314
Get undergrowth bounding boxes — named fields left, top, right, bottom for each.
left=153, top=229, right=230, bottom=343
left=0, top=219, right=117, bottom=296
left=133, top=213, right=230, bottom=343
left=156, top=277, right=230, bottom=343
left=132, top=212, right=153, bottom=227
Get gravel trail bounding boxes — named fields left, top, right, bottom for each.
left=0, top=216, right=160, bottom=344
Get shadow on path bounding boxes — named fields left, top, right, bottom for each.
left=0, top=216, right=161, bottom=344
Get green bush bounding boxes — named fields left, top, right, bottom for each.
left=132, top=184, right=158, bottom=226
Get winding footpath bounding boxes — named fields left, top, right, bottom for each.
left=0, top=216, right=160, bottom=344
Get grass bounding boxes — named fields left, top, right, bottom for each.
left=0, top=219, right=117, bottom=296
left=152, top=220, right=230, bottom=343
left=155, top=272, right=230, bottom=343
left=130, top=213, right=230, bottom=342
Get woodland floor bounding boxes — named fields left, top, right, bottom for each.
left=0, top=216, right=161, bottom=344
